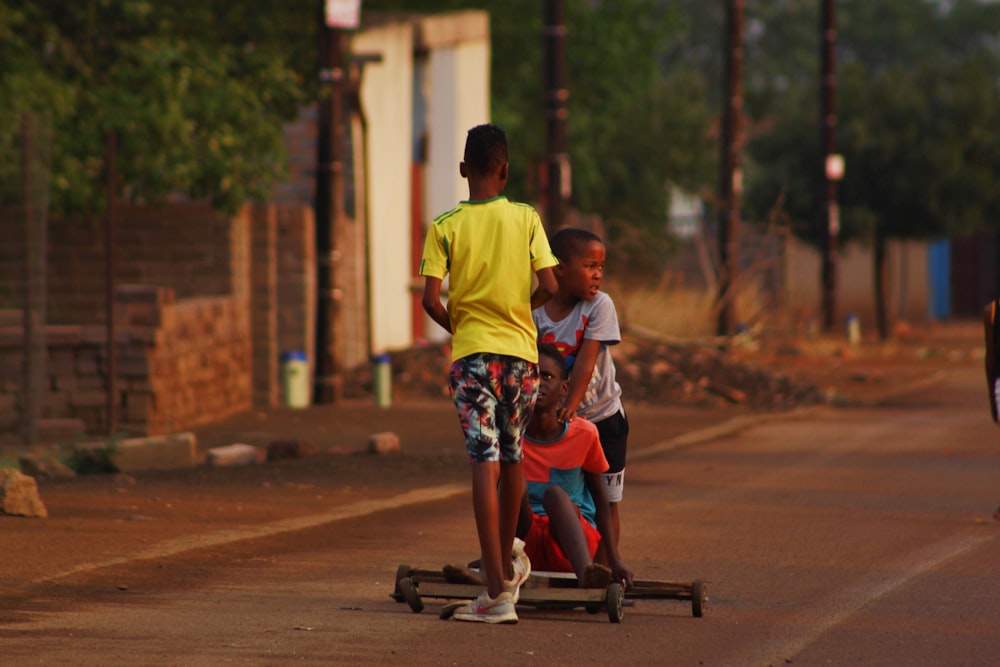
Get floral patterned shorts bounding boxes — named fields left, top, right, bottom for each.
left=449, top=353, right=539, bottom=463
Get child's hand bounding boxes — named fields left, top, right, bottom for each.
left=557, top=406, right=577, bottom=423
left=611, top=560, right=634, bottom=589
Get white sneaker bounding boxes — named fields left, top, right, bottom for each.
left=452, top=591, right=518, bottom=624
left=506, top=538, right=531, bottom=603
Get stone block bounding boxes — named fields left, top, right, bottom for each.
left=205, top=443, right=262, bottom=467
left=367, top=432, right=401, bottom=455
left=0, top=469, right=48, bottom=518
left=75, top=431, right=197, bottom=472
left=19, top=453, right=76, bottom=479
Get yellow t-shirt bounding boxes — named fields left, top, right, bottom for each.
left=420, top=196, right=558, bottom=363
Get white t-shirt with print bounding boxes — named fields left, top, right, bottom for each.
left=533, top=291, right=623, bottom=422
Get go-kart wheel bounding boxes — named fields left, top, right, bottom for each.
left=606, top=582, right=624, bottom=623
left=398, top=577, right=424, bottom=613
left=691, top=580, right=707, bottom=618
left=392, top=564, right=411, bottom=602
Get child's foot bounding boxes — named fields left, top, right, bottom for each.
left=442, top=564, right=484, bottom=585
left=580, top=562, right=612, bottom=589
left=505, top=538, right=531, bottom=602
left=452, top=591, right=518, bottom=624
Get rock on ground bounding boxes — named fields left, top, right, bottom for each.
left=0, top=468, right=48, bottom=518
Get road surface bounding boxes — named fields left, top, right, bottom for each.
left=2, top=366, right=998, bottom=666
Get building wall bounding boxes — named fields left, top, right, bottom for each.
left=420, top=12, right=491, bottom=343
left=352, top=21, right=416, bottom=355
left=0, top=285, right=252, bottom=438
left=785, top=236, right=930, bottom=328
left=29, top=203, right=241, bottom=326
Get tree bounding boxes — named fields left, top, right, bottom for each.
left=364, top=0, right=716, bottom=248
left=0, top=1, right=315, bottom=216
left=836, top=58, right=1000, bottom=335
left=740, top=0, right=1000, bottom=336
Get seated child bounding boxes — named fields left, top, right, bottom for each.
left=517, top=342, right=633, bottom=588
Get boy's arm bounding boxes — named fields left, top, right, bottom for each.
left=558, top=338, right=602, bottom=423
left=585, top=471, right=633, bottom=588
left=421, top=277, right=452, bottom=334
left=531, top=267, right=557, bottom=310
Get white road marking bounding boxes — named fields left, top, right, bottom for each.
left=730, top=531, right=995, bottom=667
left=37, top=483, right=467, bottom=583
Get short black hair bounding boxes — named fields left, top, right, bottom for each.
left=550, top=227, right=603, bottom=263
left=537, top=342, right=568, bottom=379
left=463, top=124, right=508, bottom=176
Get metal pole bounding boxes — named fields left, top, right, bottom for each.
left=315, top=6, right=345, bottom=403
left=717, top=0, right=744, bottom=336
left=21, top=113, right=38, bottom=447
left=544, top=0, right=569, bottom=233
left=105, top=130, right=117, bottom=435
left=820, top=0, right=839, bottom=331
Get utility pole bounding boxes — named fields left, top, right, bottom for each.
left=543, top=0, right=569, bottom=234
left=315, top=1, right=358, bottom=403
left=820, top=0, right=840, bottom=332
left=105, top=130, right=118, bottom=436
left=717, top=0, right=744, bottom=337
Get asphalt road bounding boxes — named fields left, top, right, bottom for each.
left=2, top=365, right=998, bottom=666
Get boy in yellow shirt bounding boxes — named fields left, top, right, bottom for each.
left=420, top=124, right=558, bottom=623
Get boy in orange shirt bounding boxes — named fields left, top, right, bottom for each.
left=517, top=342, right=633, bottom=588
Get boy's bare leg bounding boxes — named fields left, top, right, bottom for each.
left=609, top=501, right=621, bottom=548
left=497, top=461, right=524, bottom=580
left=471, top=460, right=505, bottom=597
left=543, top=486, right=592, bottom=579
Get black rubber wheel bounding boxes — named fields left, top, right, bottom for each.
left=399, top=577, right=424, bottom=613
left=606, top=583, right=625, bottom=623
left=691, top=580, right=707, bottom=618
left=392, top=564, right=411, bottom=602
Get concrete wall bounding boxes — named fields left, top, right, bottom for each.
left=785, top=236, right=930, bottom=329
left=352, top=21, right=416, bottom=355
left=420, top=12, right=491, bottom=343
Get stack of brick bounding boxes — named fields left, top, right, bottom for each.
left=1, top=200, right=316, bottom=439
left=119, top=286, right=252, bottom=435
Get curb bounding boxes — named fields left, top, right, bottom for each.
left=632, top=369, right=954, bottom=462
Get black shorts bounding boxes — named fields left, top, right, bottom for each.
left=594, top=408, right=628, bottom=474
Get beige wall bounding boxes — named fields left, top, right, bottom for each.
left=785, top=236, right=930, bottom=329
left=352, top=22, right=416, bottom=356
left=420, top=12, right=491, bottom=343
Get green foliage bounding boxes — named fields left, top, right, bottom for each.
left=364, top=0, right=715, bottom=233
left=0, top=0, right=313, bottom=215
left=741, top=0, right=1000, bottom=248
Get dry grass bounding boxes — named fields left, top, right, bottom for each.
left=607, top=276, right=770, bottom=339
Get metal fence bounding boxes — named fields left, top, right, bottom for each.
left=1, top=112, right=53, bottom=446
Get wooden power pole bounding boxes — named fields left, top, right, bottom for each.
left=315, top=2, right=355, bottom=403
left=717, top=0, right=744, bottom=336
left=820, top=0, right=840, bottom=332
left=544, top=0, right=569, bottom=233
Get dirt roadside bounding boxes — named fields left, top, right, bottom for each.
left=0, top=319, right=988, bottom=610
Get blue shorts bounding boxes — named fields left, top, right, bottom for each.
left=449, top=353, right=539, bottom=464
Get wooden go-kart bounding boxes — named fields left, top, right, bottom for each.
left=390, top=564, right=707, bottom=623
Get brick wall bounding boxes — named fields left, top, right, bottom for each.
left=121, top=286, right=252, bottom=434
left=1, top=200, right=317, bottom=437
left=275, top=203, right=317, bottom=397
left=39, top=203, right=240, bottom=325
left=249, top=205, right=279, bottom=408
left=0, top=285, right=252, bottom=438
